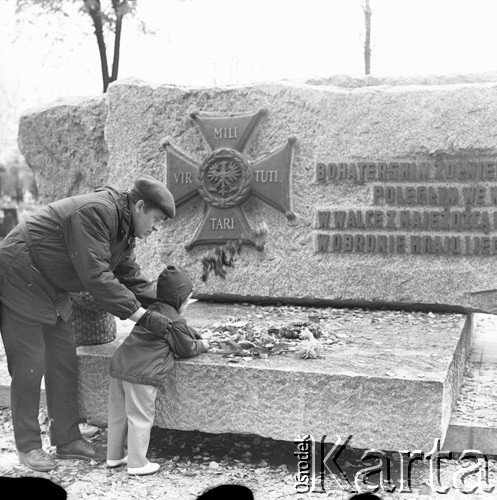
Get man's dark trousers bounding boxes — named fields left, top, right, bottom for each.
left=1, top=303, right=82, bottom=452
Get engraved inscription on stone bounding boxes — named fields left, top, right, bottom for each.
left=164, top=109, right=296, bottom=249
left=315, top=159, right=497, bottom=256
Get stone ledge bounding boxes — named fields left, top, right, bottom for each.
left=77, top=302, right=472, bottom=451
left=443, top=421, right=497, bottom=455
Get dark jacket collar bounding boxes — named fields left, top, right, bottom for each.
left=96, top=186, right=133, bottom=238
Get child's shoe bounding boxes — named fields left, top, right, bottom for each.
left=128, top=461, right=160, bottom=476
left=107, top=456, right=128, bottom=468
left=79, top=422, right=100, bottom=438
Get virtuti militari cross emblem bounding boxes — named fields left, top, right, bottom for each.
left=163, top=109, right=296, bottom=249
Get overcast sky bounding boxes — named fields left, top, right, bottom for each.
left=2, top=0, right=497, bottom=152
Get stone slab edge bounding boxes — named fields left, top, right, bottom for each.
left=0, top=315, right=477, bottom=451
left=1, top=383, right=495, bottom=453
left=76, top=323, right=471, bottom=451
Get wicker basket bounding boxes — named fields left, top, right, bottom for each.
left=71, top=292, right=116, bottom=346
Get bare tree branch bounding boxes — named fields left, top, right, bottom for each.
left=15, top=0, right=140, bottom=93
left=110, top=0, right=126, bottom=82
left=363, top=0, right=372, bottom=75
left=84, top=0, right=110, bottom=92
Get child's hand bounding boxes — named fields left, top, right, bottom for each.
left=201, top=339, right=210, bottom=351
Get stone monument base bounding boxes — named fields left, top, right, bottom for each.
left=77, top=302, right=472, bottom=451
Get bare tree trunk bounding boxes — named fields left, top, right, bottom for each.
left=85, top=0, right=110, bottom=92
left=363, top=0, right=372, bottom=75
left=110, top=12, right=123, bottom=83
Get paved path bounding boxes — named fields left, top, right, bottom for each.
left=445, top=314, right=497, bottom=453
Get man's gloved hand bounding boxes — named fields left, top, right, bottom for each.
left=137, top=309, right=172, bottom=338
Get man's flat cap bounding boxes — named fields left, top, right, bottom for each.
left=134, top=175, right=176, bottom=218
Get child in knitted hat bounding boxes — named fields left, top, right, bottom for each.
left=106, top=265, right=209, bottom=476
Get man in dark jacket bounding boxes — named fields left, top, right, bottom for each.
left=0, top=175, right=176, bottom=472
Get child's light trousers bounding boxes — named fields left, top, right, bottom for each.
left=107, top=376, right=158, bottom=468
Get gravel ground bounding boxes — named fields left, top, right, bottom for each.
left=1, top=405, right=497, bottom=499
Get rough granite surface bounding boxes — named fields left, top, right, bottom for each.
left=17, top=95, right=109, bottom=202
left=17, top=79, right=497, bottom=313
left=105, top=80, right=497, bottom=313
left=77, top=303, right=470, bottom=450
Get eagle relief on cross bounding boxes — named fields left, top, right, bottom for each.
left=163, top=109, right=296, bottom=249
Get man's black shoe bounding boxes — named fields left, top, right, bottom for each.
left=18, top=448, right=57, bottom=472
left=55, top=438, right=106, bottom=461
